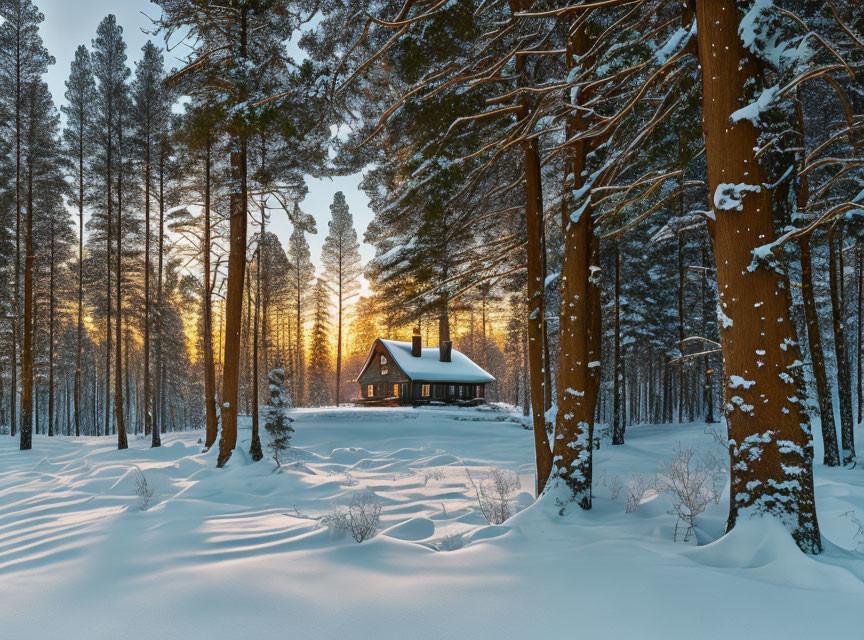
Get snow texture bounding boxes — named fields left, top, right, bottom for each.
left=0, top=408, right=862, bottom=639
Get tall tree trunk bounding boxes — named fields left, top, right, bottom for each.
left=336, top=276, right=343, bottom=406
left=105, top=99, right=113, bottom=438
left=202, top=134, right=218, bottom=449
left=116, top=113, right=127, bottom=450
left=828, top=225, right=855, bottom=465
left=75, top=109, right=84, bottom=438
left=701, top=240, right=716, bottom=423
left=677, top=230, right=686, bottom=424
left=549, top=18, right=599, bottom=507
left=612, top=235, right=624, bottom=444
left=12, top=31, right=21, bottom=440
left=798, top=234, right=839, bottom=466
left=217, top=7, right=250, bottom=464
left=144, top=125, right=152, bottom=440
left=49, top=218, right=55, bottom=437
left=249, top=188, right=264, bottom=462
left=218, top=136, right=248, bottom=466
left=152, top=145, right=164, bottom=447
left=857, top=244, right=863, bottom=426
left=20, top=156, right=34, bottom=450
left=695, top=0, right=821, bottom=553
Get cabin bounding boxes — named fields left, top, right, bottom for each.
left=356, top=335, right=495, bottom=404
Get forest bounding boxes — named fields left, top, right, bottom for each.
left=0, top=1, right=863, bottom=636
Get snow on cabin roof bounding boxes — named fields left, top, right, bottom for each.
left=378, top=339, right=495, bottom=384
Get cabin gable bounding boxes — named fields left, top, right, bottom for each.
left=357, top=340, right=411, bottom=400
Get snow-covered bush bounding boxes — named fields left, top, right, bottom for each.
left=264, top=368, right=295, bottom=467
left=625, top=473, right=655, bottom=514
left=467, top=467, right=521, bottom=525
left=438, top=532, right=466, bottom=552
left=135, top=473, right=156, bottom=511
left=608, top=475, right=624, bottom=501
left=423, top=468, right=445, bottom=485
left=323, top=491, right=382, bottom=543
left=658, top=444, right=723, bottom=542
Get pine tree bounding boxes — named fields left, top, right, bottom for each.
left=132, top=40, right=171, bottom=448
left=321, top=191, right=361, bottom=406
left=61, top=44, right=94, bottom=439
left=0, top=0, right=53, bottom=440
left=264, top=367, right=294, bottom=467
left=91, top=14, right=131, bottom=449
left=307, top=278, right=332, bottom=407
left=287, top=223, right=315, bottom=406
left=156, top=0, right=322, bottom=467
left=20, top=77, right=60, bottom=450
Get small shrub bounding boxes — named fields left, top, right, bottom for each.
left=609, top=475, right=624, bottom=501
left=423, top=468, right=446, bottom=485
left=658, top=444, right=723, bottom=542
left=704, top=424, right=728, bottom=448
left=323, top=491, right=382, bottom=543
left=467, top=467, right=521, bottom=525
left=135, top=473, right=156, bottom=511
left=625, top=473, right=655, bottom=514
left=438, top=532, right=466, bottom=551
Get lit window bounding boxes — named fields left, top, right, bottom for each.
left=367, top=384, right=374, bottom=397
left=393, top=384, right=399, bottom=397
left=381, top=366, right=389, bottom=376
left=422, top=384, right=430, bottom=397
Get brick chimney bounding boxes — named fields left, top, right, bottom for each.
left=412, top=332, right=422, bottom=357
left=439, top=340, right=452, bottom=363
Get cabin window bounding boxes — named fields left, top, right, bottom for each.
left=448, top=385, right=455, bottom=397
left=380, top=355, right=387, bottom=365
left=367, top=384, right=374, bottom=397
left=393, top=384, right=400, bottom=397
left=422, top=384, right=430, bottom=397
left=381, top=366, right=389, bottom=376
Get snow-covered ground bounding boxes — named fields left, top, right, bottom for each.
left=1, top=406, right=862, bottom=639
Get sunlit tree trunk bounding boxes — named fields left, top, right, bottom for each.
left=695, top=0, right=821, bottom=553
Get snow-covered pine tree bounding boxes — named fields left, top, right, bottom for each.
left=264, top=367, right=294, bottom=467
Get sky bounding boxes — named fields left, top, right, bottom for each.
left=38, top=0, right=376, bottom=274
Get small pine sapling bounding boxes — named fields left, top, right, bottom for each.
left=264, top=367, right=295, bottom=466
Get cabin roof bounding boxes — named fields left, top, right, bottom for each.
left=370, top=339, right=495, bottom=384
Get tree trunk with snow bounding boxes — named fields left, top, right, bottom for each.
left=828, top=225, right=855, bottom=465
left=695, top=0, right=821, bottom=553
left=549, top=18, right=600, bottom=508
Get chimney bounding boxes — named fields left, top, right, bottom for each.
left=412, top=333, right=422, bottom=357
left=439, top=340, right=452, bottom=363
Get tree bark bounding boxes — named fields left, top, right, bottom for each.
left=828, top=225, right=855, bottom=465
left=612, top=235, right=624, bottom=444
left=218, top=138, right=248, bottom=467
left=798, top=234, right=840, bottom=466
left=696, top=0, right=821, bottom=553
left=202, top=133, right=218, bottom=449
left=20, top=152, right=34, bottom=450
left=116, top=109, right=128, bottom=450
left=549, top=18, right=599, bottom=507
left=249, top=179, right=264, bottom=462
